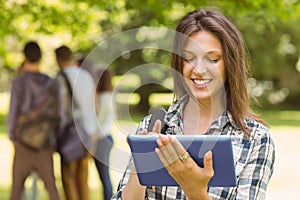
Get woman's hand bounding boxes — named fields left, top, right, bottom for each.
left=122, top=120, right=163, bottom=200
left=155, top=135, right=214, bottom=200
left=139, top=119, right=162, bottom=135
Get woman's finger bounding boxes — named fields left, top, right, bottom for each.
left=203, top=151, right=214, bottom=177
left=157, top=135, right=179, bottom=165
left=155, top=148, right=169, bottom=167
left=168, top=135, right=187, bottom=156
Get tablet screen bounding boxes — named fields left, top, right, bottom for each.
left=127, top=135, right=236, bottom=187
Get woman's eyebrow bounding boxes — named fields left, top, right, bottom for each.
left=182, top=49, right=223, bottom=59
left=207, top=50, right=222, bottom=56
left=183, top=49, right=222, bottom=54
left=182, top=49, right=195, bottom=57
left=182, top=49, right=194, bottom=53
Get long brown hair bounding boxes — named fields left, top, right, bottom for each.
left=171, top=8, right=268, bottom=135
left=96, top=68, right=113, bottom=93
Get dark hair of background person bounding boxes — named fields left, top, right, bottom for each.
left=96, top=69, right=113, bottom=92
left=171, top=9, right=267, bottom=136
left=77, top=57, right=85, bottom=67
left=23, top=41, right=41, bottom=63
left=76, top=56, right=94, bottom=70
left=55, top=45, right=73, bottom=62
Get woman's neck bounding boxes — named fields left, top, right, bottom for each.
left=183, top=97, right=225, bottom=135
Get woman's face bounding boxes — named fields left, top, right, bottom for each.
left=182, top=31, right=226, bottom=102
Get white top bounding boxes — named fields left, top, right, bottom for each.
left=59, top=66, right=98, bottom=136
left=96, top=91, right=116, bottom=139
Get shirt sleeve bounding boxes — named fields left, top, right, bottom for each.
left=235, top=129, right=275, bottom=200
left=72, top=69, right=98, bottom=135
left=6, top=79, right=21, bottom=140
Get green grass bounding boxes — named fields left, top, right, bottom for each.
left=0, top=113, right=7, bottom=135
left=1, top=97, right=299, bottom=199
left=0, top=151, right=104, bottom=200
left=0, top=184, right=103, bottom=200
left=0, top=186, right=10, bottom=200
left=256, top=110, right=300, bottom=127
left=2, top=109, right=300, bottom=135
left=0, top=113, right=5, bottom=123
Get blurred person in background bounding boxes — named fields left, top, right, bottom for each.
left=55, top=45, right=98, bottom=200
left=94, top=68, right=116, bottom=200
left=76, top=56, right=96, bottom=81
left=7, top=41, right=60, bottom=200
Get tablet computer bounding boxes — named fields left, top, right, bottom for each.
left=127, top=135, right=236, bottom=187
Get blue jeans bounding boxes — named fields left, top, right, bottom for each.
left=94, top=135, right=114, bottom=200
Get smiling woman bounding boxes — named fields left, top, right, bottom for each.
left=112, top=8, right=275, bottom=200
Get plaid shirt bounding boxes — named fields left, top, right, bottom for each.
left=112, top=96, right=275, bottom=200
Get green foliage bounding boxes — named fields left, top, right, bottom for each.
left=0, top=0, right=300, bottom=108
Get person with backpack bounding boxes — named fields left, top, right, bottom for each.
left=55, top=45, right=98, bottom=200
left=7, top=41, right=60, bottom=200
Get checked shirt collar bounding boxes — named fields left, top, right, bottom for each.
left=163, top=95, right=239, bottom=136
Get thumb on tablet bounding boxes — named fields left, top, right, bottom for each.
left=151, top=120, right=161, bottom=134
left=204, top=151, right=214, bottom=177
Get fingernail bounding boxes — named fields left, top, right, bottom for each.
left=204, top=151, right=211, bottom=157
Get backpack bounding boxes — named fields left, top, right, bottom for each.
left=15, top=79, right=60, bottom=151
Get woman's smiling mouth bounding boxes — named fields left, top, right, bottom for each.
left=192, top=78, right=212, bottom=88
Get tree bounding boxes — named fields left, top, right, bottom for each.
left=1, top=0, right=299, bottom=111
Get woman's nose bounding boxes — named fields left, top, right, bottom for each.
left=193, top=59, right=208, bottom=74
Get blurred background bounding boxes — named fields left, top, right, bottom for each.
left=0, top=0, right=299, bottom=199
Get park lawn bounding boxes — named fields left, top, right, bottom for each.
left=0, top=185, right=103, bottom=200
left=0, top=113, right=6, bottom=134
left=1, top=109, right=299, bottom=132
left=0, top=109, right=299, bottom=199
left=0, top=135, right=104, bottom=200
left=255, top=109, right=300, bottom=127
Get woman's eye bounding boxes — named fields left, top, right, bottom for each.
left=207, top=57, right=220, bottom=63
left=183, top=56, right=195, bottom=62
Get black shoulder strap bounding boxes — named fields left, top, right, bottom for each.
left=60, top=71, right=78, bottom=108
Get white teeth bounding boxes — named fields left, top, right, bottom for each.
left=193, top=79, right=211, bottom=85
